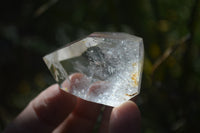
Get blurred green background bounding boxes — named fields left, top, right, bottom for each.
left=1, top=0, right=200, bottom=132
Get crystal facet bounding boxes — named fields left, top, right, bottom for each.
left=43, top=32, right=144, bottom=107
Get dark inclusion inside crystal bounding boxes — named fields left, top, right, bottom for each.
left=43, top=32, right=144, bottom=107
left=82, top=46, right=116, bottom=80
left=60, top=46, right=116, bottom=81
left=82, top=47, right=105, bottom=64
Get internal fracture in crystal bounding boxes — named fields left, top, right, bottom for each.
left=43, top=32, right=144, bottom=107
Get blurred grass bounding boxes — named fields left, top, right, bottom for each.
left=0, top=0, right=200, bottom=132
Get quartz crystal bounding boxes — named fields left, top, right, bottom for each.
left=43, top=32, right=144, bottom=107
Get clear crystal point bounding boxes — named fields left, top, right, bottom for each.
left=43, top=32, right=144, bottom=107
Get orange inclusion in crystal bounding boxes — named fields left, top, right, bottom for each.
left=131, top=73, right=138, bottom=87
left=132, top=63, right=137, bottom=67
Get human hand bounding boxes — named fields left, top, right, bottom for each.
left=4, top=74, right=140, bottom=133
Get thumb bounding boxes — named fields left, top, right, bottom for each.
left=109, top=101, right=141, bottom=133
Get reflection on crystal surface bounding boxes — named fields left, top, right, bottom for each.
left=43, top=32, right=144, bottom=107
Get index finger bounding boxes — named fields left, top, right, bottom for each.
left=4, top=84, right=77, bottom=133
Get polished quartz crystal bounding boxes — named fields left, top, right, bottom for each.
left=43, top=32, right=144, bottom=107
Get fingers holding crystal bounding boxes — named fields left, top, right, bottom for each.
left=109, top=101, right=141, bottom=133
left=54, top=76, right=103, bottom=133
left=61, top=73, right=110, bottom=106
left=4, top=84, right=77, bottom=133
left=60, top=73, right=141, bottom=133
left=44, top=32, right=144, bottom=107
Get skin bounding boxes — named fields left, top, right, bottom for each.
left=4, top=74, right=141, bottom=133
